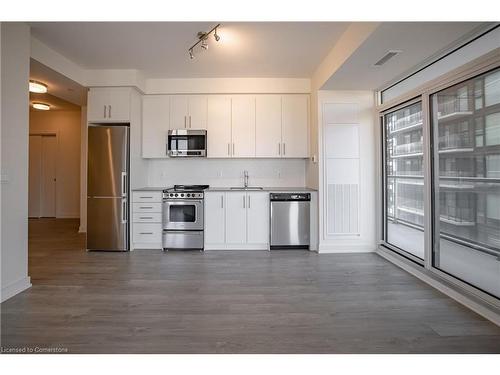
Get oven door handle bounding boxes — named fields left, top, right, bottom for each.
left=164, top=200, right=203, bottom=205
left=163, top=230, right=203, bottom=234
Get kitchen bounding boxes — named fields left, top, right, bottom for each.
left=2, top=19, right=500, bottom=358
left=86, top=85, right=318, bottom=253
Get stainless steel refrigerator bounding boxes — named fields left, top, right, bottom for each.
left=87, top=124, right=129, bottom=251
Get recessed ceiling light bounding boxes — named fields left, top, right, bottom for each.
left=32, top=102, right=50, bottom=111
left=29, top=80, right=48, bottom=93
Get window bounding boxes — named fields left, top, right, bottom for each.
left=383, top=101, right=425, bottom=260
left=431, top=68, right=500, bottom=298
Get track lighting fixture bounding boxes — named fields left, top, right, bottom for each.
left=188, top=23, right=221, bottom=60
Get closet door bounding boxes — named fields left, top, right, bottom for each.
left=29, top=135, right=42, bottom=218
left=40, top=135, right=57, bottom=217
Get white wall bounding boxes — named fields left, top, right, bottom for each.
left=1, top=22, right=31, bottom=302
left=147, top=158, right=306, bottom=188
left=29, top=109, right=81, bottom=218
left=318, top=90, right=376, bottom=253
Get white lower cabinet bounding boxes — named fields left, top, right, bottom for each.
left=132, top=190, right=163, bottom=250
left=204, top=191, right=269, bottom=250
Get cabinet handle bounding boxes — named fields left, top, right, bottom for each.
left=221, top=195, right=224, bottom=208
left=103, top=105, right=107, bottom=118
left=278, top=143, right=281, bottom=156
left=140, top=206, right=153, bottom=209
left=108, top=105, right=112, bottom=118
left=140, top=232, right=153, bottom=235
left=243, top=195, right=245, bottom=208
left=189, top=116, right=192, bottom=128
left=139, top=196, right=153, bottom=199
left=248, top=195, right=251, bottom=208
left=184, top=116, right=187, bottom=128
left=121, top=199, right=127, bottom=224
left=283, top=143, right=286, bottom=156
left=140, top=216, right=153, bottom=219
left=227, top=143, right=230, bottom=156
left=232, top=143, right=235, bottom=156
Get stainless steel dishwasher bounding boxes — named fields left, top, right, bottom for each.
left=270, top=193, right=310, bottom=249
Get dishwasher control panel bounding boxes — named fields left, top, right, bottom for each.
left=270, top=193, right=311, bottom=201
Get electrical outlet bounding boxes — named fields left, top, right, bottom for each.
left=218, top=170, right=223, bottom=178
left=276, top=170, right=281, bottom=179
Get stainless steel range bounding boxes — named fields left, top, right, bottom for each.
left=162, top=185, right=209, bottom=250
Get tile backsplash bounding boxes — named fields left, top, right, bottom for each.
left=147, top=158, right=307, bottom=188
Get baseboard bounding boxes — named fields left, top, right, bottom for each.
left=78, top=225, right=86, bottom=233
left=318, top=243, right=376, bottom=253
left=1, top=276, right=31, bottom=303
left=377, top=247, right=500, bottom=326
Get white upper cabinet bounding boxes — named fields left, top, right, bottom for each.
left=246, top=192, right=269, bottom=245
left=231, top=95, right=256, bottom=158
left=88, top=87, right=131, bottom=122
left=142, top=95, right=170, bottom=158
left=188, top=95, right=208, bottom=129
left=170, top=95, right=189, bottom=129
left=204, top=192, right=225, bottom=245
left=170, top=95, right=208, bottom=130
left=207, top=96, right=232, bottom=158
left=282, top=95, right=309, bottom=158
left=256, top=95, right=282, bottom=158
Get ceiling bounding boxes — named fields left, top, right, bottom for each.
left=29, top=22, right=349, bottom=78
left=30, top=59, right=87, bottom=106
left=322, top=22, right=489, bottom=90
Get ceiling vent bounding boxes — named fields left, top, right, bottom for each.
left=373, top=50, right=402, bottom=67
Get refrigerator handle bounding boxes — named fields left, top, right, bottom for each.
left=121, top=198, right=127, bottom=224
left=121, top=172, right=127, bottom=197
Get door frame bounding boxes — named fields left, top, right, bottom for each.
left=29, top=131, right=59, bottom=218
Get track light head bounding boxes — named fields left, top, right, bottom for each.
left=214, top=29, right=220, bottom=42
left=189, top=49, right=194, bottom=59
left=201, top=39, right=208, bottom=50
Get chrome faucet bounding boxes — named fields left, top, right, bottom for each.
left=244, top=170, right=249, bottom=188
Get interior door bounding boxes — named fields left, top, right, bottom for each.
left=231, top=95, right=256, bottom=158
left=256, top=95, right=282, bottom=157
left=170, top=95, right=189, bottom=129
left=207, top=96, right=232, bottom=158
left=28, top=135, right=42, bottom=218
left=40, top=135, right=57, bottom=217
left=188, top=95, right=208, bottom=129
left=225, top=192, right=247, bottom=245
left=282, top=95, right=309, bottom=158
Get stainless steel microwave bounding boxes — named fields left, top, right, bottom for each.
left=167, top=129, right=207, bottom=157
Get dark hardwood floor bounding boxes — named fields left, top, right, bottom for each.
left=1, top=218, right=499, bottom=353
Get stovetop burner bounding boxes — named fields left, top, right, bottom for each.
left=163, top=185, right=209, bottom=199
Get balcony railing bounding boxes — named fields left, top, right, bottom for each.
left=388, top=112, right=423, bottom=134
left=439, top=206, right=475, bottom=225
left=438, top=134, right=473, bottom=150
left=393, top=141, right=423, bottom=156
left=437, top=97, right=471, bottom=120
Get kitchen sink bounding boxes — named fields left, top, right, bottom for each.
left=230, top=187, right=264, bottom=190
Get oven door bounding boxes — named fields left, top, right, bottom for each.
left=163, top=199, right=204, bottom=230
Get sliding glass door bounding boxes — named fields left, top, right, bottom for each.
left=431, top=68, right=500, bottom=298
left=383, top=101, right=425, bottom=261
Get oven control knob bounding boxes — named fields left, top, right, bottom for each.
left=175, top=193, right=178, bottom=197
left=181, top=193, right=185, bottom=197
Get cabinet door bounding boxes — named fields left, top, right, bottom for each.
left=87, top=88, right=110, bottom=122
left=170, top=95, right=189, bottom=129
left=207, top=96, right=232, bottom=158
left=107, top=88, right=131, bottom=122
left=256, top=95, right=282, bottom=158
left=204, top=192, right=226, bottom=245
left=142, top=95, right=170, bottom=158
left=246, top=192, right=269, bottom=245
left=282, top=95, right=309, bottom=158
left=231, top=95, right=256, bottom=158
left=225, top=192, right=247, bottom=245
left=188, top=95, right=208, bottom=129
